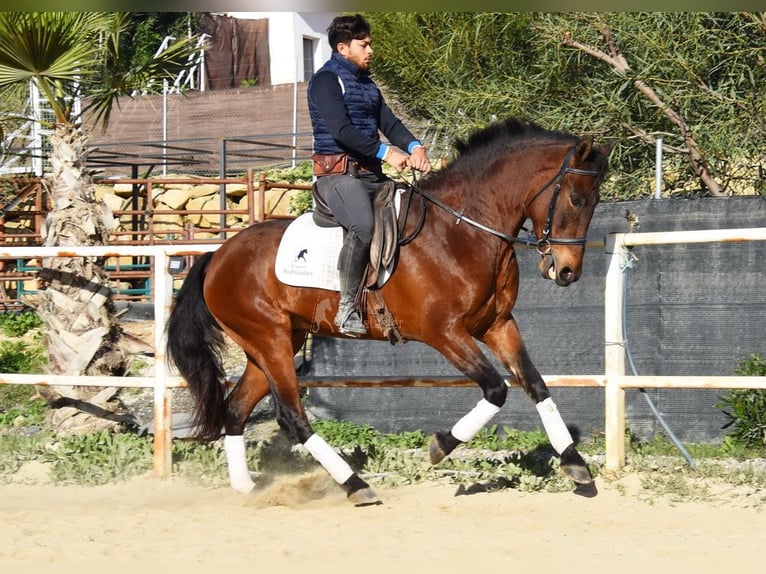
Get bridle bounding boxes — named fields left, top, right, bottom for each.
left=401, top=144, right=603, bottom=253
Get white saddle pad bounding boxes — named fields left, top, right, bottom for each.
left=275, top=189, right=404, bottom=291
left=275, top=213, right=343, bottom=291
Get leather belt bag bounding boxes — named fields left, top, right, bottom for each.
left=312, top=153, right=348, bottom=176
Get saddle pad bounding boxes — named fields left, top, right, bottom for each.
left=275, top=189, right=404, bottom=291
left=275, top=213, right=343, bottom=291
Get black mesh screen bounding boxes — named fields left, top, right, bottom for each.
left=303, top=197, right=766, bottom=442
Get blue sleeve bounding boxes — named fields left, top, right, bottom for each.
left=378, top=94, right=421, bottom=154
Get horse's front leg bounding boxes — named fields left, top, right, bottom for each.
left=482, top=318, right=595, bottom=493
left=427, top=334, right=509, bottom=464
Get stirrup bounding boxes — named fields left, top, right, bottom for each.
left=334, top=307, right=367, bottom=337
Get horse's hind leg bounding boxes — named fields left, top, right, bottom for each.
left=219, top=361, right=271, bottom=493
left=236, top=330, right=381, bottom=506
left=272, top=373, right=381, bottom=506
left=482, top=319, right=595, bottom=493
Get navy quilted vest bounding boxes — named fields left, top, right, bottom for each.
left=309, top=52, right=381, bottom=160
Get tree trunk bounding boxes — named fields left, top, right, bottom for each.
left=563, top=28, right=724, bottom=196
left=35, top=123, right=130, bottom=435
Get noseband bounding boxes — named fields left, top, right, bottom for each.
left=410, top=144, right=602, bottom=253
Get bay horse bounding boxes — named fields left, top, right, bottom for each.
left=166, top=118, right=610, bottom=505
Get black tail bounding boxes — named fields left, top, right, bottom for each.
left=166, top=251, right=227, bottom=441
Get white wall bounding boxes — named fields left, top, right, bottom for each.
left=225, top=12, right=337, bottom=85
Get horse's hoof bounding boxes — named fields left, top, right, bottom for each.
left=562, top=463, right=593, bottom=485
left=429, top=437, right=447, bottom=464
left=348, top=487, right=382, bottom=507
left=560, top=444, right=594, bottom=485
left=429, top=431, right=460, bottom=465
left=573, top=481, right=598, bottom=498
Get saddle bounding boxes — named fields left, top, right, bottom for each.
left=312, top=180, right=405, bottom=345
left=311, top=180, right=401, bottom=289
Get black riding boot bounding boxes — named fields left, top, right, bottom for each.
left=335, top=232, right=368, bottom=337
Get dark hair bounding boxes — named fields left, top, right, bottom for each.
left=327, top=14, right=371, bottom=52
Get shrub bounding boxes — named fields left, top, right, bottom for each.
left=0, top=310, right=43, bottom=337
left=716, top=353, right=766, bottom=449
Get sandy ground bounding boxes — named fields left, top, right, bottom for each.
left=3, top=321, right=764, bottom=572
left=1, top=468, right=765, bottom=573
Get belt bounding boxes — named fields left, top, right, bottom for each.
left=349, top=160, right=374, bottom=177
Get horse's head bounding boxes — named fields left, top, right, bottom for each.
left=525, top=136, right=609, bottom=287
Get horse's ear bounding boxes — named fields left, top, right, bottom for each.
left=574, top=136, right=594, bottom=163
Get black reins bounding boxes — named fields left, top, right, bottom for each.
left=402, top=144, right=602, bottom=253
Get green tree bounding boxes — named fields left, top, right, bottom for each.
left=365, top=12, right=766, bottom=199
left=0, top=12, right=198, bottom=433
left=123, top=13, right=207, bottom=76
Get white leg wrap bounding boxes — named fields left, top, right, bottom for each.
left=224, top=435, right=256, bottom=494
left=451, top=398, right=501, bottom=443
left=536, top=397, right=574, bottom=454
left=303, top=434, right=354, bottom=485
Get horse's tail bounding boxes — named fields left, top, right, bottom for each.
left=166, top=251, right=227, bottom=441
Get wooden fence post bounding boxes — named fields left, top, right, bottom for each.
left=152, top=246, right=174, bottom=478
left=604, top=233, right=627, bottom=473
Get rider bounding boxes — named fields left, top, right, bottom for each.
left=308, top=13, right=431, bottom=337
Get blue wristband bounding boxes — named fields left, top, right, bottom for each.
left=407, top=141, right=423, bottom=154
left=376, top=144, right=389, bottom=160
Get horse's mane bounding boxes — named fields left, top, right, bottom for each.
left=422, top=117, right=584, bottom=188
left=454, top=117, right=576, bottom=156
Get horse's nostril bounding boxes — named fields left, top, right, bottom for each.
left=560, top=267, right=575, bottom=283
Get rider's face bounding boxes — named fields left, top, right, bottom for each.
left=338, top=37, right=372, bottom=72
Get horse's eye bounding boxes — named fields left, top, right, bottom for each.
left=570, top=194, right=584, bottom=208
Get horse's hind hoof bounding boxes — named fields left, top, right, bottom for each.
left=348, top=487, right=382, bottom=507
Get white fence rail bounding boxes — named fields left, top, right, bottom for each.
left=0, top=244, right=220, bottom=477
left=603, top=227, right=766, bottom=472
left=0, top=228, right=765, bottom=478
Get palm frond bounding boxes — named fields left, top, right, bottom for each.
left=0, top=12, right=111, bottom=123
left=84, top=34, right=200, bottom=130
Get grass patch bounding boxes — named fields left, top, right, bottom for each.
left=0, top=340, right=46, bottom=374
left=0, top=418, right=763, bottom=505
left=43, top=430, right=155, bottom=485
left=0, top=385, right=47, bottom=427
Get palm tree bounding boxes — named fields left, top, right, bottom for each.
left=0, top=12, right=199, bottom=433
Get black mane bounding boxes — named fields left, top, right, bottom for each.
left=454, top=118, right=576, bottom=157
left=421, top=117, right=593, bottom=189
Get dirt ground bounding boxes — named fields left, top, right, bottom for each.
left=3, top=320, right=764, bottom=572
left=1, top=469, right=765, bottom=572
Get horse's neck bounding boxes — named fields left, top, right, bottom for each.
left=427, top=172, right=528, bottom=239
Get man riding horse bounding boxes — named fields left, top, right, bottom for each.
left=308, top=14, right=431, bottom=336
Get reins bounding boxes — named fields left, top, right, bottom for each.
left=401, top=144, right=602, bottom=253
